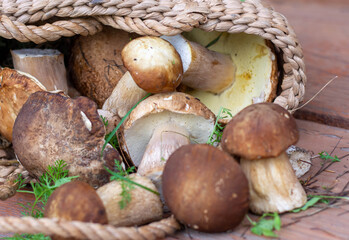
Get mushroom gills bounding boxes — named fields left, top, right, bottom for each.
left=240, top=152, right=307, bottom=214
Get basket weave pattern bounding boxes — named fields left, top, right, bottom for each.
left=0, top=0, right=306, bottom=239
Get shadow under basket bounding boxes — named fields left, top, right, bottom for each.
left=0, top=0, right=306, bottom=239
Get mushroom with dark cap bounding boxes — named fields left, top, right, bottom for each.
left=121, top=92, right=215, bottom=196
left=221, top=102, right=307, bottom=214
left=12, top=91, right=121, bottom=187
left=44, top=181, right=108, bottom=240
left=162, top=144, right=249, bottom=233
left=103, top=36, right=183, bottom=117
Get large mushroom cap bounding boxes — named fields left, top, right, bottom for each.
left=0, top=67, right=46, bottom=141
left=122, top=92, right=215, bottom=167
left=162, top=144, right=249, bottom=233
left=222, top=102, right=299, bottom=160
left=12, top=91, right=120, bottom=187
left=122, top=36, right=183, bottom=93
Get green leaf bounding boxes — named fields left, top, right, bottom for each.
left=247, top=213, right=280, bottom=238
left=274, top=212, right=281, bottom=230
left=205, top=33, right=223, bottom=48
left=207, top=107, right=232, bottom=145
left=291, top=197, right=321, bottom=213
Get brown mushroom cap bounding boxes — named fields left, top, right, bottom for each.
left=45, top=181, right=107, bottom=240
left=0, top=67, right=46, bottom=141
left=70, top=27, right=136, bottom=107
left=122, top=92, right=215, bottom=167
left=162, top=144, right=249, bottom=233
left=221, top=103, right=299, bottom=160
left=12, top=91, right=120, bottom=187
left=121, top=36, right=183, bottom=93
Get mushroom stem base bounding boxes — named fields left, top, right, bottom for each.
left=240, top=152, right=307, bottom=214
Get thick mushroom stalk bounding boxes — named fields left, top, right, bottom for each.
left=102, top=71, right=147, bottom=117
left=240, top=152, right=306, bottom=214
left=138, top=123, right=190, bottom=181
left=221, top=103, right=307, bottom=214
left=162, top=34, right=235, bottom=94
left=11, top=49, right=69, bottom=94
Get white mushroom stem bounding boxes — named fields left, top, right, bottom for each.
left=102, top=71, right=147, bottom=118
left=240, top=152, right=307, bottom=214
left=138, top=123, right=190, bottom=177
left=162, top=35, right=235, bottom=94
left=11, top=49, right=69, bottom=94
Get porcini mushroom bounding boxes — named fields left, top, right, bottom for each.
left=12, top=91, right=121, bottom=187
left=162, top=144, right=249, bottom=232
left=45, top=181, right=108, bottom=240
left=161, top=34, right=235, bottom=94
left=180, top=29, right=278, bottom=121
left=96, top=174, right=163, bottom=227
left=0, top=67, right=46, bottom=141
left=102, top=36, right=183, bottom=117
left=121, top=92, right=215, bottom=195
left=70, top=27, right=135, bottom=107
left=221, top=103, right=307, bottom=214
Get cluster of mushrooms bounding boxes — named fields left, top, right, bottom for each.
left=0, top=27, right=309, bottom=235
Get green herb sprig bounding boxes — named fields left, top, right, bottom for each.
left=100, top=115, right=119, bottom=150
left=6, top=160, right=78, bottom=240
left=207, top=107, right=232, bottom=145
left=247, top=212, right=281, bottom=238
left=319, top=151, right=340, bottom=163
left=291, top=195, right=349, bottom=213
left=105, top=160, right=159, bottom=209
left=16, top=159, right=79, bottom=218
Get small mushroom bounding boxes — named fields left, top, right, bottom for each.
left=12, top=91, right=121, bottom=187
left=44, top=181, right=108, bottom=240
left=0, top=67, right=46, bottom=141
left=96, top=174, right=163, bottom=227
left=121, top=92, right=215, bottom=198
left=102, top=36, right=183, bottom=117
left=162, top=144, right=249, bottom=233
left=221, top=103, right=307, bottom=214
left=161, top=34, right=236, bottom=94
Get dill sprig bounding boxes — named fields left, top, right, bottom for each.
left=16, top=159, right=79, bottom=218
left=105, top=160, right=159, bottom=209
left=6, top=160, right=78, bottom=240
left=207, top=107, right=232, bottom=145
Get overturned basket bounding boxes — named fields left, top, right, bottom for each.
left=0, top=0, right=306, bottom=239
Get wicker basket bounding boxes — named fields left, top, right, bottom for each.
left=0, top=0, right=306, bottom=239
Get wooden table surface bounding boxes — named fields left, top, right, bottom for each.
left=1, top=0, right=349, bottom=239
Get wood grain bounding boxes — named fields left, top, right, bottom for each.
left=268, top=0, right=349, bottom=129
